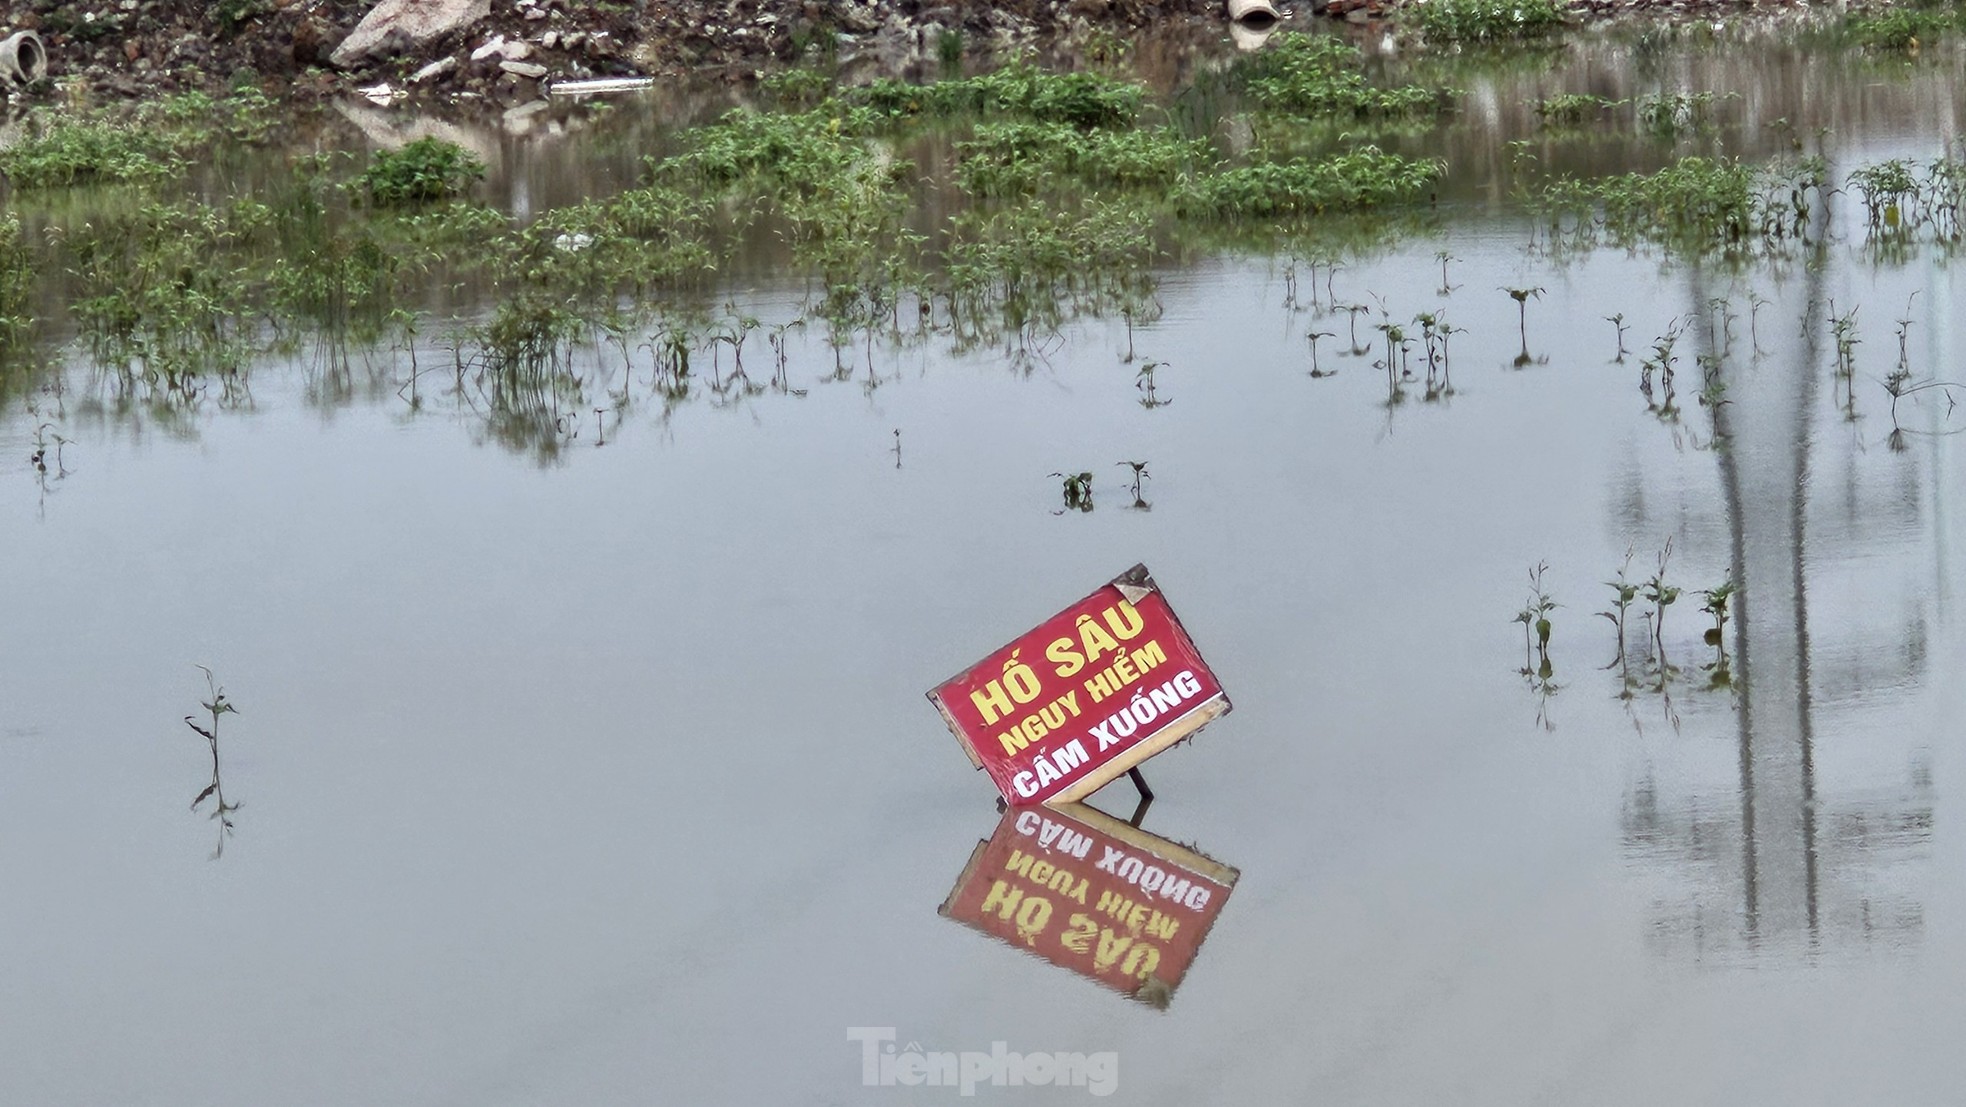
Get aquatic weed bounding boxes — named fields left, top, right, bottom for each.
left=359, top=137, right=486, bottom=205
left=1598, top=547, right=1641, bottom=668
left=1232, top=34, right=1442, bottom=119
left=1514, top=561, right=1558, bottom=678
left=184, top=666, right=241, bottom=860
left=1174, top=147, right=1444, bottom=218
left=1407, top=0, right=1566, bottom=42
left=1051, top=470, right=1095, bottom=512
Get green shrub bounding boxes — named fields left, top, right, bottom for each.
left=358, top=138, right=485, bottom=205
left=1842, top=1, right=1964, bottom=49
left=1176, top=147, right=1444, bottom=218
left=1535, top=92, right=1616, bottom=125
left=954, top=121, right=1213, bottom=196
left=1233, top=33, right=1441, bottom=118
left=849, top=63, right=1143, bottom=129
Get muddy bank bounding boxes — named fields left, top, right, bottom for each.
left=0, top=0, right=1838, bottom=106
left=0, top=0, right=1229, bottom=103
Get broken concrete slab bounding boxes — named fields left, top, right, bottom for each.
left=331, top=0, right=491, bottom=69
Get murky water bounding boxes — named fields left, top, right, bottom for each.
left=5, top=25, right=1966, bottom=1105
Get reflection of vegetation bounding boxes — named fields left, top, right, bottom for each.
left=0, top=213, right=35, bottom=376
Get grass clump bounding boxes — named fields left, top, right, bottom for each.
left=1232, top=33, right=1441, bottom=118
left=1532, top=155, right=1818, bottom=255
left=359, top=138, right=486, bottom=205
left=0, top=91, right=274, bottom=189
left=0, top=115, right=185, bottom=188
left=1177, top=147, right=1444, bottom=218
left=66, top=201, right=256, bottom=380
left=1535, top=92, right=1616, bottom=125
left=1843, top=1, right=1966, bottom=49
left=849, top=63, right=1144, bottom=129
left=510, top=184, right=717, bottom=296
left=1408, top=0, right=1567, bottom=42
left=954, top=121, right=1213, bottom=196
left=1636, top=91, right=1731, bottom=139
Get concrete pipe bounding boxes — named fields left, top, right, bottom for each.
left=1230, top=20, right=1281, bottom=50
left=0, top=31, right=47, bottom=86
left=1227, top=0, right=1282, bottom=24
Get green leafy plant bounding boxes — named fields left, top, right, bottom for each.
left=1408, top=0, right=1566, bottom=42
left=1843, top=2, right=1966, bottom=51
left=1699, top=576, right=1735, bottom=686
left=359, top=138, right=486, bottom=205
left=1232, top=33, right=1442, bottom=118
left=1514, top=561, right=1558, bottom=677
left=1117, top=460, right=1151, bottom=508
left=1644, top=539, right=1681, bottom=656
left=1502, top=286, right=1543, bottom=364
left=1535, top=92, right=1616, bottom=125
left=184, top=666, right=241, bottom=860
left=1599, top=547, right=1641, bottom=667
left=1051, top=470, right=1095, bottom=512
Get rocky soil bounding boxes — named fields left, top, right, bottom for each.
left=0, top=0, right=1236, bottom=103
left=0, top=0, right=1837, bottom=106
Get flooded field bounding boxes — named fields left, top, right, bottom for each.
left=5, top=16, right=1966, bottom=1104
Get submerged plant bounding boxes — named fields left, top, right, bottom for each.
left=1231, top=33, right=1441, bottom=118
left=1598, top=547, right=1641, bottom=667
left=1843, top=2, right=1966, bottom=51
left=1644, top=539, right=1681, bottom=656
left=1051, top=470, right=1095, bottom=512
left=1699, top=577, right=1735, bottom=686
left=1502, top=286, right=1543, bottom=366
left=1307, top=330, right=1337, bottom=377
left=1535, top=92, right=1617, bottom=126
left=1409, top=0, right=1566, bottom=42
left=359, top=137, right=485, bottom=205
left=1699, top=577, right=1734, bottom=648
left=1605, top=313, right=1630, bottom=361
left=1117, top=459, right=1151, bottom=508
left=1136, top=360, right=1171, bottom=408
left=1434, top=250, right=1459, bottom=294
left=1637, top=92, right=1732, bottom=140
left=184, top=666, right=241, bottom=860
left=1514, top=561, right=1558, bottom=677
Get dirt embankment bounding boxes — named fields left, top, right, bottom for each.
left=0, top=0, right=1235, bottom=103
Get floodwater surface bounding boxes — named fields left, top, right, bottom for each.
left=4, top=22, right=1966, bottom=1106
